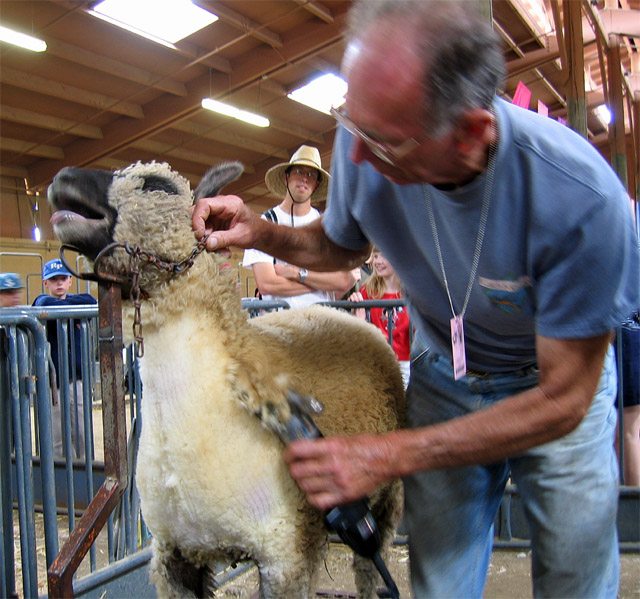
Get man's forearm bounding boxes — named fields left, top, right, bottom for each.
left=275, top=263, right=354, bottom=294
left=259, top=219, right=370, bottom=271
left=284, top=333, right=611, bottom=509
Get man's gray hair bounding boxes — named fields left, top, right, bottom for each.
left=347, top=0, right=505, bottom=137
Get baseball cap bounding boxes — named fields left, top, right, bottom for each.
left=43, top=259, right=72, bottom=280
left=0, top=273, right=25, bottom=291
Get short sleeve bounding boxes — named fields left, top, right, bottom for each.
left=534, top=195, right=640, bottom=338
left=323, top=126, right=371, bottom=250
left=242, top=247, right=274, bottom=268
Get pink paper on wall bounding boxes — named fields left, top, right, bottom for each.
left=537, top=100, right=549, bottom=117
left=512, top=81, right=532, bottom=109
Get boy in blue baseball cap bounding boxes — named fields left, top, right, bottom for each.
left=34, top=258, right=97, bottom=458
left=39, top=258, right=74, bottom=300
left=0, top=273, right=25, bottom=307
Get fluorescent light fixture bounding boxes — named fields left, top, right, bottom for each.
left=32, top=226, right=41, bottom=242
left=90, top=0, right=217, bottom=46
left=201, top=98, right=270, bottom=128
left=287, top=73, right=347, bottom=115
left=0, top=25, right=47, bottom=52
left=596, top=104, right=612, bottom=124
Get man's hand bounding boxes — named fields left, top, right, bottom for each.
left=191, top=195, right=261, bottom=251
left=283, top=433, right=398, bottom=510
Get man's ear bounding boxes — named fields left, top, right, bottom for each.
left=454, top=108, right=494, bottom=154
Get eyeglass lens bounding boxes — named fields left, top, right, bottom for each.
left=290, top=167, right=319, bottom=180
left=331, top=107, right=397, bottom=164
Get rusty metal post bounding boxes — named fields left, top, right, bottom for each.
left=47, top=283, right=128, bottom=598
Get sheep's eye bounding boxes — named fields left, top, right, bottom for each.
left=142, top=176, right=178, bottom=195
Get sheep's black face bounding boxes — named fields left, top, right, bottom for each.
left=48, top=161, right=243, bottom=267
left=48, top=166, right=119, bottom=260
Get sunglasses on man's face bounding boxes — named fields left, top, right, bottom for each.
left=330, top=105, right=422, bottom=165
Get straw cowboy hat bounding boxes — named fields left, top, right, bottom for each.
left=264, top=145, right=331, bottom=201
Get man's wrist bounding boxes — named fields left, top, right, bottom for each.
left=298, top=268, right=308, bottom=283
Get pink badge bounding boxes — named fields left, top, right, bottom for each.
left=450, top=315, right=466, bottom=380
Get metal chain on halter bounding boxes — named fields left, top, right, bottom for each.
left=63, top=234, right=212, bottom=358
left=121, top=234, right=211, bottom=357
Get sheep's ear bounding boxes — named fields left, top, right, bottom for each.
left=194, top=161, right=244, bottom=202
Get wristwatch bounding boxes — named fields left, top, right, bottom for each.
left=298, top=268, right=308, bottom=283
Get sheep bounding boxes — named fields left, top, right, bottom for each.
left=47, top=161, right=405, bottom=599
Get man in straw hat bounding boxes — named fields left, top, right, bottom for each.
left=242, top=145, right=354, bottom=308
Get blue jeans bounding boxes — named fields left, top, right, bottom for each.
left=404, top=339, right=619, bottom=598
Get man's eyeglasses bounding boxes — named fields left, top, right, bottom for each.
left=288, top=167, right=320, bottom=181
left=330, top=105, right=422, bottom=165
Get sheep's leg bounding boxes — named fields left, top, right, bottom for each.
left=150, top=539, right=214, bottom=599
left=256, top=539, right=327, bottom=599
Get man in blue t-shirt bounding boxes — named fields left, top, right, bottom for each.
left=192, top=1, right=639, bottom=597
left=34, top=259, right=97, bottom=459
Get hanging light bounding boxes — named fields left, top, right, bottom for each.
left=201, top=98, right=269, bottom=128
left=0, top=25, right=46, bottom=52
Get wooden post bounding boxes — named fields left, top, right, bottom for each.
left=607, top=34, right=628, bottom=190
left=564, top=0, right=587, bottom=138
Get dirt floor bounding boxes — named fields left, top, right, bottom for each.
left=213, top=543, right=640, bottom=599
left=11, top=509, right=639, bottom=598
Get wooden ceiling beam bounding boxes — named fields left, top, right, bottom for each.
left=227, top=20, right=344, bottom=91
left=172, top=121, right=289, bottom=159
left=495, top=21, right=567, bottom=109
left=1, top=137, right=64, bottom=160
left=267, top=116, right=325, bottom=144
left=506, top=37, right=561, bottom=78
left=170, top=39, right=233, bottom=74
left=0, top=165, right=28, bottom=178
left=207, top=1, right=283, bottom=48
left=131, top=138, right=256, bottom=173
left=0, top=105, right=103, bottom=139
left=292, top=0, right=334, bottom=24
left=0, top=66, right=144, bottom=119
left=25, top=12, right=347, bottom=189
left=44, top=38, right=188, bottom=96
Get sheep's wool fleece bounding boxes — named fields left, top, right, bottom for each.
left=49, top=160, right=405, bottom=599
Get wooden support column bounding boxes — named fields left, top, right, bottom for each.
left=477, top=0, right=492, bottom=22
left=631, top=54, right=640, bottom=206
left=563, top=0, right=587, bottom=137
left=635, top=97, right=639, bottom=207
left=607, top=34, right=628, bottom=190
